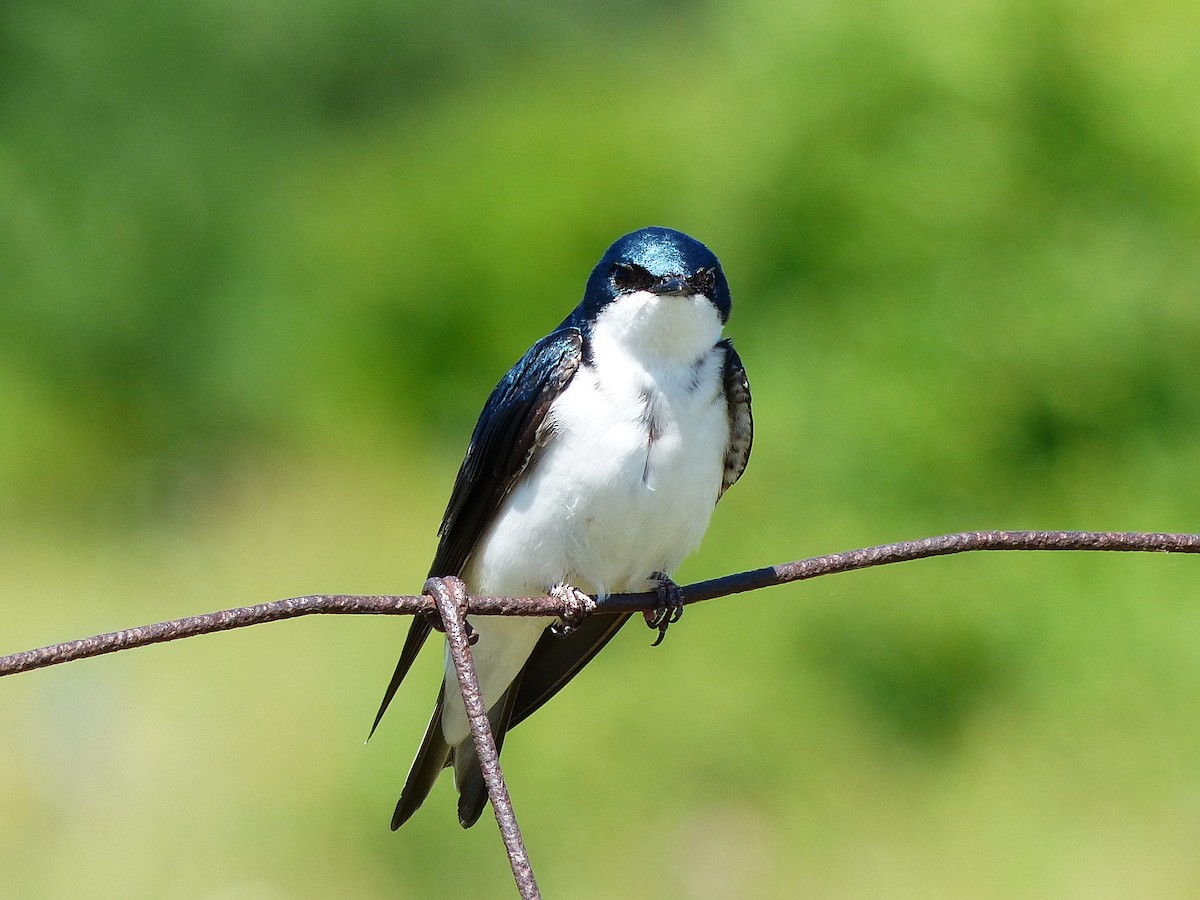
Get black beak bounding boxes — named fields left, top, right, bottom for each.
left=652, top=276, right=688, bottom=295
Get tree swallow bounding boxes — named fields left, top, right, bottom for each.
left=372, top=226, right=753, bottom=829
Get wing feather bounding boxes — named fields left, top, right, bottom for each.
left=370, top=328, right=583, bottom=733
left=508, top=613, right=633, bottom=731
left=432, top=328, right=584, bottom=577
left=718, top=339, right=753, bottom=499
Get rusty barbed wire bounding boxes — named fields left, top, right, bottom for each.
left=2, top=530, right=1198, bottom=679
left=2, top=528, right=1198, bottom=897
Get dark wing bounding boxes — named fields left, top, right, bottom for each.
left=391, top=677, right=522, bottom=829
left=369, top=327, right=584, bottom=737
left=389, top=688, right=449, bottom=829
left=430, top=326, right=584, bottom=579
left=507, top=612, right=633, bottom=730
left=718, top=339, right=752, bottom=499
left=436, top=612, right=632, bottom=827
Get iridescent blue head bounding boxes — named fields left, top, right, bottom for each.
left=575, top=227, right=732, bottom=326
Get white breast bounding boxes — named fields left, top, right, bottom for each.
left=471, top=291, right=729, bottom=598
left=442, top=291, right=730, bottom=744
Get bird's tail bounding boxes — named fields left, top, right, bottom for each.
left=452, top=679, right=522, bottom=828
left=370, top=615, right=433, bottom=741
left=391, top=689, right=450, bottom=829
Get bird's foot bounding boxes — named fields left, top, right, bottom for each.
left=548, top=583, right=596, bottom=636
left=644, top=573, right=684, bottom=647
left=422, top=576, right=478, bottom=645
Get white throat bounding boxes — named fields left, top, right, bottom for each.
left=588, top=290, right=724, bottom=369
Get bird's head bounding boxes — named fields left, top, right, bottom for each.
left=582, top=227, right=730, bottom=322
left=573, top=227, right=732, bottom=362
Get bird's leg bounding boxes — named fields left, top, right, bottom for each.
left=422, top=576, right=478, bottom=645
left=548, top=583, right=596, bottom=636
left=644, top=572, right=684, bottom=647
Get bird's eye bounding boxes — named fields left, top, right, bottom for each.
left=691, top=267, right=717, bottom=294
left=611, top=263, right=652, bottom=292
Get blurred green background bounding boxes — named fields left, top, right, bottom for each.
left=2, top=0, right=1199, bottom=896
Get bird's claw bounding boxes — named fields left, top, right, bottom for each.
left=644, top=573, right=684, bottom=647
left=548, top=583, right=595, bottom=636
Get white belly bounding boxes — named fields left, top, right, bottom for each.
left=440, top=343, right=730, bottom=745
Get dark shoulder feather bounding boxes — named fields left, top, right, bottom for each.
left=719, top=339, right=752, bottom=499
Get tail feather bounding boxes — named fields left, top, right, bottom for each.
left=454, top=677, right=522, bottom=828
left=370, top=616, right=433, bottom=741
left=391, top=689, right=451, bottom=829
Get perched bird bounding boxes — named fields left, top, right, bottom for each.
left=372, top=226, right=753, bottom=829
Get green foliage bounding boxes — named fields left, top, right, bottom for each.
left=2, top=0, right=1199, bottom=896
